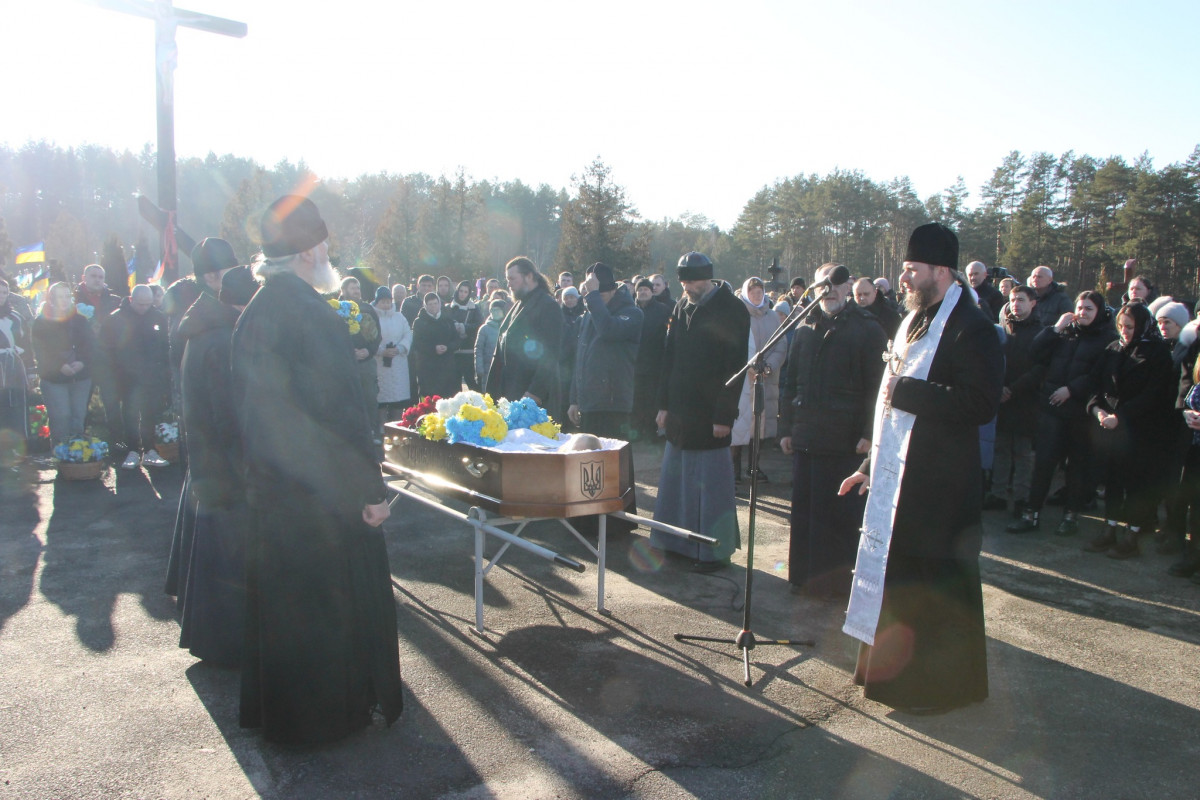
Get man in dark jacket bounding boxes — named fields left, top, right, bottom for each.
left=567, top=262, right=644, bottom=536
left=985, top=285, right=1043, bottom=513
left=840, top=222, right=1003, bottom=714
left=966, top=261, right=1005, bottom=321
left=231, top=195, right=402, bottom=745
left=74, top=263, right=122, bottom=435
left=486, top=256, right=564, bottom=417
left=567, top=263, right=643, bottom=437
left=632, top=279, right=670, bottom=441
left=649, top=252, right=750, bottom=570
left=105, top=284, right=171, bottom=467
left=1029, top=266, right=1072, bottom=328
left=782, top=264, right=886, bottom=597
left=400, top=274, right=434, bottom=325
left=853, top=277, right=901, bottom=339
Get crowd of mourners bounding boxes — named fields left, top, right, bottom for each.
left=4, top=200, right=1200, bottom=739
left=4, top=252, right=1200, bottom=587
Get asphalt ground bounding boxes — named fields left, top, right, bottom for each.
left=1, top=440, right=1199, bottom=799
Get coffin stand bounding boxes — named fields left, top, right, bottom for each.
left=382, top=423, right=714, bottom=634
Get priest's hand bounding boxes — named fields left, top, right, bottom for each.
left=713, top=424, right=731, bottom=438
left=855, top=438, right=871, bottom=454
left=780, top=436, right=793, bottom=455
left=839, top=471, right=870, bottom=496
left=568, top=404, right=581, bottom=424
left=363, top=501, right=391, bottom=528
left=656, top=410, right=668, bottom=430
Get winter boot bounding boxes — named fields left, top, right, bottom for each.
left=1107, top=526, right=1141, bottom=560
left=1006, top=510, right=1040, bottom=534
left=1084, top=523, right=1118, bottom=553
left=1054, top=512, right=1079, bottom=537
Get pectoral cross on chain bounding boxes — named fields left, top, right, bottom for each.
left=881, top=339, right=908, bottom=417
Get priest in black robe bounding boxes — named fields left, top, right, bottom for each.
left=485, top=256, right=564, bottom=416
left=231, top=196, right=402, bottom=744
left=840, top=223, right=1003, bottom=714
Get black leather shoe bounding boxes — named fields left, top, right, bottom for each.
left=1054, top=517, right=1079, bottom=537
left=1006, top=514, right=1039, bottom=534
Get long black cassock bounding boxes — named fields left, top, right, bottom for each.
left=175, top=289, right=246, bottom=666
left=232, top=271, right=402, bottom=745
left=853, top=288, right=1003, bottom=711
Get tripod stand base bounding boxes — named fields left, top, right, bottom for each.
left=674, top=630, right=815, bottom=687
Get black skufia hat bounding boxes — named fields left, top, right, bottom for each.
left=586, top=262, right=617, bottom=292
left=677, top=252, right=714, bottom=281
left=260, top=195, right=329, bottom=258
left=219, top=265, right=260, bottom=306
left=904, top=222, right=959, bottom=270
left=191, top=237, right=238, bottom=278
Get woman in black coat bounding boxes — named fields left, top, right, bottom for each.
left=447, top=281, right=482, bottom=391
left=1084, top=303, right=1176, bottom=558
left=410, top=293, right=460, bottom=399
left=1009, top=290, right=1116, bottom=536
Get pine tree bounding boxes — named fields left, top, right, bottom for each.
left=556, top=158, right=639, bottom=274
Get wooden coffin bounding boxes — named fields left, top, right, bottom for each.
left=382, top=423, right=633, bottom=518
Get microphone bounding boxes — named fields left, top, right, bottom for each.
left=808, top=264, right=851, bottom=292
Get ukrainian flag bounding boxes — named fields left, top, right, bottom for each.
left=19, top=267, right=49, bottom=299
left=28, top=267, right=49, bottom=297
left=15, top=242, right=45, bottom=265
left=127, top=255, right=138, bottom=291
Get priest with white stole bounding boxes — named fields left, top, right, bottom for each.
left=838, top=222, right=1003, bottom=715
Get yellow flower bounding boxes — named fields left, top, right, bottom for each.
left=483, top=394, right=496, bottom=410
left=418, top=414, right=447, bottom=441
left=459, top=404, right=484, bottom=421
left=327, top=298, right=341, bottom=311
left=531, top=420, right=561, bottom=439
left=480, top=409, right=508, bottom=443
left=348, top=320, right=361, bottom=335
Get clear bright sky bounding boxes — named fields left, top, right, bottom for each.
left=3, top=0, right=1198, bottom=230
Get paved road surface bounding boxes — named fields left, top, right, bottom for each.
left=1, top=442, right=1198, bottom=799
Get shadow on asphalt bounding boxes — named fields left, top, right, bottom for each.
left=0, top=464, right=43, bottom=635
left=37, top=464, right=181, bottom=652
left=894, top=636, right=1200, bottom=798
left=186, top=660, right=489, bottom=800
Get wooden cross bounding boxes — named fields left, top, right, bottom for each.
left=85, top=1, right=246, bottom=283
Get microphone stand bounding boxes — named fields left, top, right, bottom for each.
left=673, top=282, right=838, bottom=687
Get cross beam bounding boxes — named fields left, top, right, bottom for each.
left=82, top=0, right=246, bottom=282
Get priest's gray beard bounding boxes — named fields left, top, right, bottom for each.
left=312, top=254, right=340, bottom=294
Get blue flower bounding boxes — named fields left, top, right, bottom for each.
left=503, top=397, right=549, bottom=430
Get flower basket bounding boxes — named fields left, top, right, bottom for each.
left=155, top=441, right=180, bottom=462
left=57, top=460, right=105, bottom=480
left=53, top=435, right=110, bottom=480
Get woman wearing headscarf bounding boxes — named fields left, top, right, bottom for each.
left=1085, top=302, right=1176, bottom=558
left=447, top=280, right=482, bottom=391
left=373, top=285, right=411, bottom=431
left=731, top=277, right=786, bottom=482
left=1009, top=291, right=1116, bottom=536
left=410, top=292, right=460, bottom=399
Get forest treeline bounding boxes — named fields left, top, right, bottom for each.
left=1, top=141, right=1197, bottom=298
